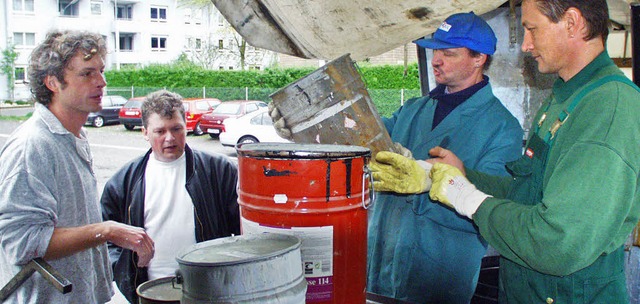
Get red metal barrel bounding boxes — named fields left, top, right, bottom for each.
left=237, top=143, right=371, bottom=304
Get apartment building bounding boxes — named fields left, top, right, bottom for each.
left=0, top=0, right=278, bottom=101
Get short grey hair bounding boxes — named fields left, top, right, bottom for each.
left=141, top=90, right=186, bottom=128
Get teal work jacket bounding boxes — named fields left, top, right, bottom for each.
left=367, top=82, right=523, bottom=303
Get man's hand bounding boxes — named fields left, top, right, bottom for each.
left=268, top=102, right=293, bottom=140
left=370, top=151, right=433, bottom=194
left=429, top=163, right=490, bottom=219
left=103, top=221, right=155, bottom=267
left=428, top=146, right=465, bottom=175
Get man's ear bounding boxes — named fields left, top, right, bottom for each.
left=563, top=7, right=584, bottom=39
left=44, top=75, right=60, bottom=92
left=475, top=54, right=487, bottom=68
left=142, top=127, right=149, bottom=141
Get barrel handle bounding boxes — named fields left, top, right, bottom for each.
left=362, top=167, right=374, bottom=209
left=173, top=270, right=183, bottom=289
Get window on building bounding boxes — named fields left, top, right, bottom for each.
left=117, top=4, right=133, bottom=20
left=13, top=0, right=34, bottom=12
left=219, top=66, right=224, bottom=70
left=59, top=0, right=79, bottom=16
left=218, top=40, right=224, bottom=49
left=193, top=9, right=202, bottom=25
left=14, top=67, right=26, bottom=83
left=13, top=32, right=35, bottom=47
left=151, top=7, right=167, bottom=22
left=119, top=34, right=134, bottom=51
left=151, top=37, right=167, bottom=51
left=184, top=8, right=191, bottom=24
left=91, top=1, right=102, bottom=15
left=195, top=38, right=202, bottom=50
left=228, top=66, right=233, bottom=70
left=218, top=14, right=224, bottom=26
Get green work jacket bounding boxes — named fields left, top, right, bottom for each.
left=469, top=51, right=640, bottom=303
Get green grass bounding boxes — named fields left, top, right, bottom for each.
left=0, top=113, right=32, bottom=120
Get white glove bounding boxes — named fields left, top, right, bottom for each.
left=429, top=163, right=491, bottom=219
left=268, top=102, right=293, bottom=140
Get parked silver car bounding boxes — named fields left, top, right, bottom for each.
left=86, top=95, right=128, bottom=128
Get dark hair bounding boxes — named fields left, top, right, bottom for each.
left=529, top=0, right=609, bottom=41
left=468, top=49, right=493, bottom=71
left=28, top=30, right=107, bottom=105
left=141, top=90, right=186, bottom=128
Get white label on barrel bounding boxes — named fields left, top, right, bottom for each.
left=273, top=194, right=288, bottom=204
left=241, top=217, right=334, bottom=303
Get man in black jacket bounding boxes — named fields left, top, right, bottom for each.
left=101, top=90, right=240, bottom=303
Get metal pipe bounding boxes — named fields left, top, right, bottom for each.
left=417, top=44, right=430, bottom=96
left=632, top=2, right=640, bottom=86
left=0, top=258, right=72, bottom=301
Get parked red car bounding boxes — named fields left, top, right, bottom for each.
left=118, top=97, right=145, bottom=130
left=199, top=100, right=268, bottom=138
left=183, top=98, right=221, bottom=135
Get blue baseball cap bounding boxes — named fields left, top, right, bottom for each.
left=414, top=12, right=497, bottom=55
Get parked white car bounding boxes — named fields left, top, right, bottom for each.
left=219, top=108, right=291, bottom=147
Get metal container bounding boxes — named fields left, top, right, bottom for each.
left=136, top=276, right=181, bottom=304
left=237, top=143, right=371, bottom=303
left=269, top=53, right=397, bottom=157
left=176, top=233, right=306, bottom=304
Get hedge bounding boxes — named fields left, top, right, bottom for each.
left=105, top=63, right=420, bottom=90
left=104, top=62, right=423, bottom=117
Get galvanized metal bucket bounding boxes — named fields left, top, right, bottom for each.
left=136, top=276, right=181, bottom=304
left=175, top=233, right=306, bottom=304
left=269, top=53, right=396, bottom=157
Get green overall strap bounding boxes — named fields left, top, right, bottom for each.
left=544, top=75, right=639, bottom=144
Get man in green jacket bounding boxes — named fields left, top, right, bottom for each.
left=428, top=0, right=640, bottom=302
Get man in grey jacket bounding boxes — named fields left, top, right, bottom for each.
left=0, top=30, right=154, bottom=303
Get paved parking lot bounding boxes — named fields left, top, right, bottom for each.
left=0, top=120, right=237, bottom=192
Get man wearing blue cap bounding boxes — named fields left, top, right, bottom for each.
left=366, top=12, right=523, bottom=303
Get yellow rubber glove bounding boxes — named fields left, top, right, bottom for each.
left=429, top=163, right=491, bottom=219
left=370, top=151, right=432, bottom=194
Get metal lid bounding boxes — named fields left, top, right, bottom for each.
left=176, top=233, right=301, bottom=266
left=136, top=276, right=181, bottom=302
left=236, top=143, right=370, bottom=159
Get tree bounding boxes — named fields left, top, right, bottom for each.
left=177, top=0, right=211, bottom=9
left=184, top=38, right=223, bottom=70
left=177, top=0, right=274, bottom=70
left=0, top=44, right=19, bottom=102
